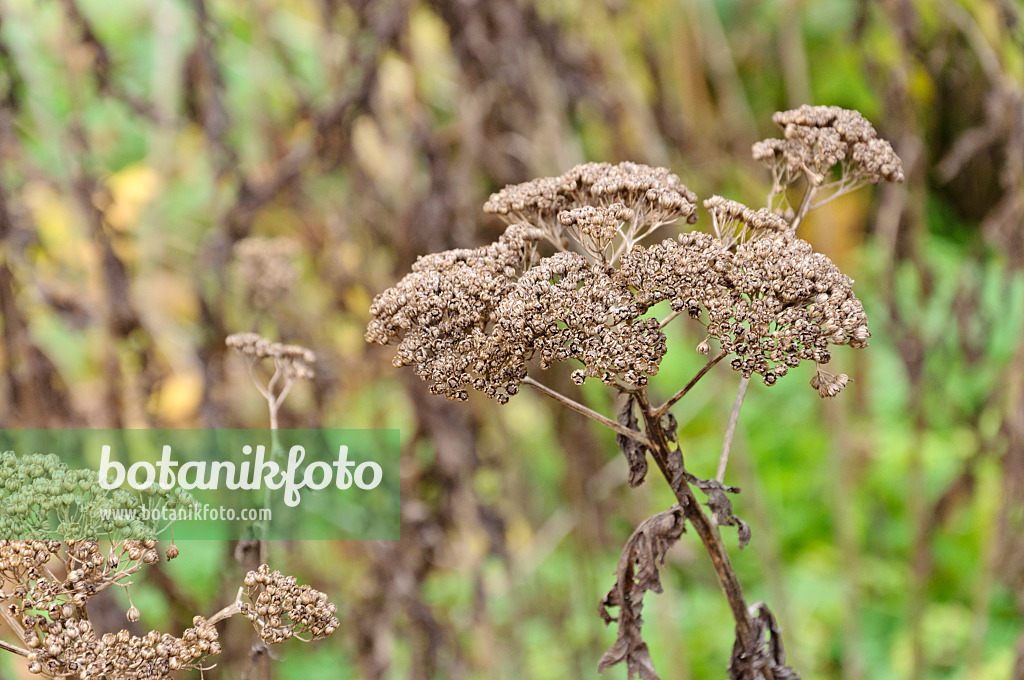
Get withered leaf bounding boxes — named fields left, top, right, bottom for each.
left=616, top=394, right=649, bottom=487
left=729, top=601, right=801, bottom=680
left=660, top=411, right=678, bottom=443
left=685, top=472, right=751, bottom=549
left=598, top=507, right=687, bottom=680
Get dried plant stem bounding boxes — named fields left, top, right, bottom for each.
left=0, top=638, right=29, bottom=657
left=522, top=377, right=654, bottom=449
left=658, top=309, right=683, bottom=329
left=653, top=351, right=727, bottom=419
left=0, top=608, right=28, bottom=653
left=92, top=562, right=146, bottom=596
left=209, top=588, right=245, bottom=625
left=790, top=185, right=818, bottom=231
left=908, top=425, right=927, bottom=680
left=633, top=389, right=770, bottom=677
left=243, top=359, right=296, bottom=431
left=718, top=376, right=750, bottom=482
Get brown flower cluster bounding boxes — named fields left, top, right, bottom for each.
left=241, top=564, right=339, bottom=643
left=487, top=252, right=667, bottom=393
left=705, top=231, right=868, bottom=388
left=226, top=331, right=316, bottom=381
left=369, top=217, right=867, bottom=397
left=3, top=540, right=218, bottom=679
left=616, top=231, right=729, bottom=320
left=703, top=195, right=788, bottom=248
left=484, top=162, right=698, bottom=259
left=0, top=540, right=61, bottom=578
left=83, top=617, right=219, bottom=678
left=617, top=226, right=867, bottom=389
left=367, top=229, right=670, bottom=401
left=365, top=224, right=544, bottom=401
left=370, top=145, right=883, bottom=400
left=1, top=540, right=159, bottom=610
left=753, top=105, right=904, bottom=195
left=0, top=540, right=341, bottom=678
left=234, top=237, right=300, bottom=309
left=558, top=203, right=634, bottom=260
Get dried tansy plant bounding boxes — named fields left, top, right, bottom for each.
left=368, top=107, right=904, bottom=678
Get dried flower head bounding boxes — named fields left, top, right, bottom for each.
left=1, top=539, right=339, bottom=678
left=240, top=564, right=339, bottom=643
left=372, top=159, right=874, bottom=400
left=703, top=229, right=869, bottom=387
left=484, top=162, right=698, bottom=260
left=0, top=539, right=224, bottom=679
left=753, top=105, right=904, bottom=218
left=84, top=616, right=221, bottom=678
left=558, top=203, right=633, bottom=261
left=810, top=369, right=850, bottom=398
left=234, top=237, right=300, bottom=309
left=226, top=332, right=316, bottom=381
left=483, top=252, right=667, bottom=396
left=365, top=224, right=544, bottom=401
left=703, top=195, right=788, bottom=248
left=615, top=231, right=730, bottom=318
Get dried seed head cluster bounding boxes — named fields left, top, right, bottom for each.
left=1, top=540, right=339, bottom=678
left=365, top=225, right=543, bottom=401
left=484, top=162, right=698, bottom=260
left=369, top=215, right=867, bottom=398
left=558, top=203, right=634, bottom=260
left=703, top=231, right=868, bottom=389
left=616, top=227, right=867, bottom=389
left=85, top=617, right=219, bottom=678
left=367, top=228, right=670, bottom=401
left=234, top=237, right=300, bottom=309
left=241, top=564, right=339, bottom=643
left=753, top=105, right=904, bottom=211
left=371, top=110, right=899, bottom=401
left=486, top=252, right=667, bottom=394
left=226, top=332, right=316, bottom=381
left=616, top=231, right=730, bottom=320
left=703, top=195, right=788, bottom=248
left=0, top=539, right=217, bottom=679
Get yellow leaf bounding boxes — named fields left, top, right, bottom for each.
left=152, top=372, right=203, bottom=424
left=105, top=164, right=162, bottom=232
left=25, top=182, right=85, bottom=262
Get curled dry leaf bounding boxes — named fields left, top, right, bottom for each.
left=729, top=602, right=801, bottom=680
left=685, top=472, right=751, bottom=549
left=598, top=507, right=687, bottom=680
left=616, top=394, right=649, bottom=487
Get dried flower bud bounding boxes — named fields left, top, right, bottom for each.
left=811, top=370, right=850, bottom=398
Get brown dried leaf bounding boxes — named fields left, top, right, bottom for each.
left=616, top=394, right=649, bottom=487
left=729, top=602, right=801, bottom=680
left=598, top=508, right=686, bottom=679
left=685, top=472, right=751, bottom=549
